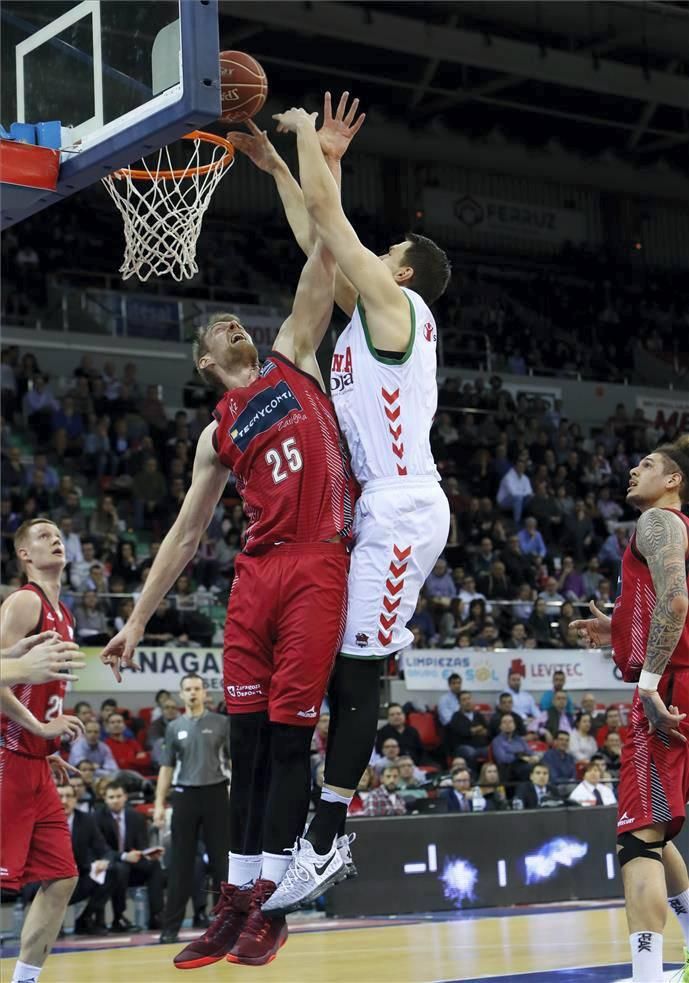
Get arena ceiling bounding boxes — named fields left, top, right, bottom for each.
left=220, top=1, right=689, bottom=169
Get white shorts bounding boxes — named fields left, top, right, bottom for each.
left=340, top=477, right=450, bottom=659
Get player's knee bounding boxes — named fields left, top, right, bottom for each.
left=270, top=722, right=312, bottom=766
left=617, top=832, right=665, bottom=869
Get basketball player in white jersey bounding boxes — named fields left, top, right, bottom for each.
left=261, top=99, right=451, bottom=914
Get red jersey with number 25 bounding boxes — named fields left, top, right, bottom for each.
left=611, top=508, right=689, bottom=681
left=0, top=583, right=75, bottom=757
left=213, top=351, right=358, bottom=554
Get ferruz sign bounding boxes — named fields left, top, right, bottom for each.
left=423, top=188, right=587, bottom=245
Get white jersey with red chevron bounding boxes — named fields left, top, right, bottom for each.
left=330, top=287, right=440, bottom=487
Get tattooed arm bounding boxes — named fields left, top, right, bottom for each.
left=635, top=507, right=689, bottom=740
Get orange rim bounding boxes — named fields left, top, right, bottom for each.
left=112, top=130, right=234, bottom=181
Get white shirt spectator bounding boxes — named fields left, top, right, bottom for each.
left=568, top=729, right=598, bottom=763
left=497, top=468, right=533, bottom=509
left=62, top=530, right=84, bottom=566
left=438, top=691, right=460, bottom=726
left=569, top=779, right=616, bottom=807
left=506, top=685, right=540, bottom=723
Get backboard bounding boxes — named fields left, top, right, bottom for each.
left=0, top=0, right=221, bottom=229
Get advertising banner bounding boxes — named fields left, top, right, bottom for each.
left=78, top=647, right=224, bottom=693
left=635, top=394, right=689, bottom=433
left=402, top=648, right=628, bottom=693
left=422, top=188, right=587, bottom=245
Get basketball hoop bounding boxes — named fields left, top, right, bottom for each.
left=102, top=131, right=234, bottom=282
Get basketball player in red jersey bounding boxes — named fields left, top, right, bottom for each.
left=1, top=518, right=85, bottom=983
left=101, top=237, right=356, bottom=968
left=571, top=434, right=689, bottom=982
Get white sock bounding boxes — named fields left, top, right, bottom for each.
left=227, top=852, right=262, bottom=887
left=629, top=931, right=663, bottom=982
left=320, top=786, right=353, bottom=807
left=261, top=852, right=292, bottom=886
left=12, top=961, right=42, bottom=983
left=669, top=888, right=689, bottom=946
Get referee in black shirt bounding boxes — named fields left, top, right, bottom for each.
left=154, top=673, right=231, bottom=944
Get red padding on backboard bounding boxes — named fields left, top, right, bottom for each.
left=0, top=140, right=59, bottom=191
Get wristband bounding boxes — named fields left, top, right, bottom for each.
left=639, top=670, right=662, bottom=692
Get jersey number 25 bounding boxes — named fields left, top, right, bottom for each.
left=265, top=437, right=303, bottom=485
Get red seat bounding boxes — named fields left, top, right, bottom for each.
left=138, top=707, right=154, bottom=726
left=408, top=711, right=443, bottom=750
left=526, top=739, right=549, bottom=753
left=575, top=760, right=589, bottom=780
left=474, top=702, right=493, bottom=715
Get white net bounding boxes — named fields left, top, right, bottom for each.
left=102, top=135, right=234, bottom=282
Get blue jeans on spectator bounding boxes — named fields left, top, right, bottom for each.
left=455, top=744, right=490, bottom=768
left=501, top=494, right=530, bottom=523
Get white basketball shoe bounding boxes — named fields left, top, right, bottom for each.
left=261, top=837, right=345, bottom=916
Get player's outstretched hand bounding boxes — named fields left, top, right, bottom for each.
left=41, top=713, right=85, bottom=743
left=225, top=120, right=283, bottom=173
left=318, top=91, right=366, bottom=161
left=3, top=631, right=86, bottom=683
left=100, top=622, right=143, bottom=683
left=569, top=600, right=612, bottom=648
left=47, top=753, right=80, bottom=785
left=638, top=690, right=687, bottom=743
left=273, top=108, right=317, bottom=134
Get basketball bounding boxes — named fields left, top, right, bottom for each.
left=219, top=50, right=268, bottom=123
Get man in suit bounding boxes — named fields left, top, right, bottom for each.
left=440, top=767, right=476, bottom=813
left=95, top=780, right=164, bottom=932
left=446, top=691, right=491, bottom=765
left=58, top=783, right=116, bottom=935
left=512, top=762, right=562, bottom=810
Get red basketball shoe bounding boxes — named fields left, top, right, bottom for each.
left=226, top=879, right=288, bottom=966
left=173, top=882, right=251, bottom=970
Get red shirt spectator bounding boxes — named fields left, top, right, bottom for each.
left=104, top=712, right=150, bottom=771
left=595, top=707, right=628, bottom=748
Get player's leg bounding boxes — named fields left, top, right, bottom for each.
left=14, top=875, right=78, bottom=982
left=663, top=838, right=689, bottom=974
left=172, top=556, right=274, bottom=969
left=618, top=822, right=668, bottom=982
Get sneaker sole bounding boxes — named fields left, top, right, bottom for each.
left=174, top=954, right=225, bottom=970
left=263, top=863, right=347, bottom=916
left=226, top=931, right=288, bottom=966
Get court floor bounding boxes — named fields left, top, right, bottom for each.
left=0, top=901, right=684, bottom=983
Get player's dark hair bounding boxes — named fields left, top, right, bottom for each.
left=655, top=434, right=689, bottom=503
left=192, top=312, right=242, bottom=387
left=403, top=233, right=451, bottom=305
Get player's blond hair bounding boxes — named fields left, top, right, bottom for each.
left=655, top=434, right=689, bottom=503
left=13, top=517, right=60, bottom=567
left=192, top=312, right=242, bottom=387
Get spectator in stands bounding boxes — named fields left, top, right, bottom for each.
left=76, top=760, right=99, bottom=808
left=148, top=698, right=180, bottom=743
left=96, top=780, right=164, bottom=932
left=556, top=556, right=586, bottom=601
left=446, top=691, right=490, bottom=765
left=528, top=598, right=555, bottom=647
left=22, top=373, right=58, bottom=443
left=541, top=731, right=576, bottom=791
left=527, top=480, right=562, bottom=542
left=361, top=765, right=407, bottom=817
left=89, top=495, right=122, bottom=551
left=396, top=756, right=428, bottom=800
left=543, top=689, right=575, bottom=738
left=141, top=598, right=189, bottom=647
left=477, top=559, right=513, bottom=601
left=132, top=457, right=167, bottom=530
left=51, top=394, right=84, bottom=458
left=138, top=384, right=168, bottom=440
left=538, top=577, right=566, bottom=617
left=440, top=767, right=475, bottom=813
left=26, top=467, right=53, bottom=512
left=505, top=671, right=540, bottom=729
left=2, top=446, right=25, bottom=494
left=569, top=712, right=598, bottom=763
left=70, top=541, right=98, bottom=591
left=74, top=590, right=112, bottom=646
left=458, top=577, right=487, bottom=610
left=512, top=583, right=536, bottom=621
left=477, top=762, right=508, bottom=811
left=505, top=622, right=536, bottom=650
left=502, top=534, right=536, bottom=588
left=597, top=486, right=624, bottom=526
left=496, top=456, right=533, bottom=522
left=375, top=704, right=424, bottom=764
left=489, top=693, right=526, bottom=737
left=598, top=525, right=629, bottom=580
left=84, top=416, right=114, bottom=477
left=424, top=556, right=456, bottom=603
left=69, top=719, right=119, bottom=775
left=581, top=557, right=603, bottom=599
left=437, top=673, right=463, bottom=727
left=557, top=601, right=578, bottom=645
left=579, top=693, right=604, bottom=728
left=347, top=765, right=377, bottom=816
left=513, top=763, right=561, bottom=810
left=104, top=713, right=151, bottom=772
left=371, top=737, right=401, bottom=776
left=472, top=537, right=495, bottom=579
left=517, top=517, right=547, bottom=560
left=596, top=578, right=613, bottom=607
left=491, top=714, right=538, bottom=785
left=568, top=762, right=616, bottom=807
left=595, top=707, right=628, bottom=749
left=54, top=489, right=85, bottom=534
left=74, top=701, right=95, bottom=726
left=26, top=451, right=58, bottom=491
left=562, top=499, right=595, bottom=563
left=69, top=773, right=94, bottom=814
left=600, top=731, right=622, bottom=785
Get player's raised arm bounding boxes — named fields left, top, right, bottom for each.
left=634, top=506, right=689, bottom=739
left=274, top=100, right=410, bottom=349
left=272, top=238, right=336, bottom=387
left=100, top=424, right=230, bottom=681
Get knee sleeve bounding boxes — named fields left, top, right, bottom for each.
left=324, top=656, right=382, bottom=791
left=228, top=711, right=270, bottom=855
left=617, top=832, right=665, bottom=869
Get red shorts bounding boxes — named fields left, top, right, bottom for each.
left=0, top=750, right=77, bottom=890
left=616, top=668, right=689, bottom=841
left=223, top=542, right=349, bottom=726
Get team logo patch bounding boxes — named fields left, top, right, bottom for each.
left=229, top=380, right=303, bottom=452
left=423, top=321, right=436, bottom=342
left=355, top=632, right=369, bottom=648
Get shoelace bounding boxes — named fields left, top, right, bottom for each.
left=277, top=843, right=316, bottom=891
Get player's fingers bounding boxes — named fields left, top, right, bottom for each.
left=29, top=630, right=60, bottom=648
left=323, top=90, right=332, bottom=122
left=343, top=97, right=360, bottom=126
left=349, top=112, right=366, bottom=136
left=245, top=119, right=263, bottom=136
left=335, top=91, right=349, bottom=120
left=225, top=131, right=250, bottom=149
left=589, top=600, right=606, bottom=620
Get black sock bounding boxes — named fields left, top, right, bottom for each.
left=306, top=800, right=347, bottom=855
